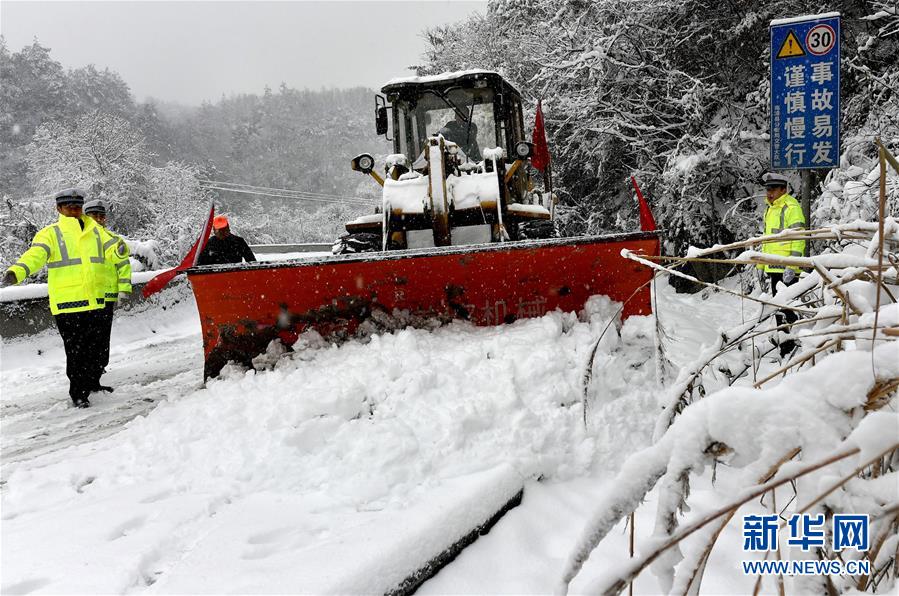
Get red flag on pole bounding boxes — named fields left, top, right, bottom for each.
left=531, top=100, right=550, bottom=172
left=142, top=203, right=215, bottom=298
left=630, top=176, right=657, bottom=232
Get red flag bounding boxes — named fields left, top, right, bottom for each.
left=630, top=176, right=657, bottom=232
left=142, top=203, right=215, bottom=298
left=531, top=100, right=550, bottom=172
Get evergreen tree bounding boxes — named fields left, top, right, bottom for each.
left=416, top=0, right=899, bottom=253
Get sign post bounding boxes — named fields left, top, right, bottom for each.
left=770, top=12, right=841, bottom=232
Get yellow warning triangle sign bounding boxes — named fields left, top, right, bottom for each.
left=777, top=30, right=806, bottom=59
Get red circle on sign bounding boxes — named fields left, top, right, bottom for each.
left=806, top=24, right=836, bottom=56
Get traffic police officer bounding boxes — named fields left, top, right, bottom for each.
left=84, top=198, right=132, bottom=389
left=758, top=172, right=806, bottom=357
left=1, top=188, right=120, bottom=407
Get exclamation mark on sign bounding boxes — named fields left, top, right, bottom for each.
left=777, top=30, right=806, bottom=58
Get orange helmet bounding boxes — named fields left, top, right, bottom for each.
left=212, top=215, right=230, bottom=230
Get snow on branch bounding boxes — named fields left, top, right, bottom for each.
left=563, top=213, right=898, bottom=594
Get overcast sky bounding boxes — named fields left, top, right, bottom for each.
left=1, top=1, right=487, bottom=105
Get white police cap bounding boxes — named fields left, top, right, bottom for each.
left=83, top=199, right=108, bottom=215
left=53, top=187, right=87, bottom=205
left=761, top=173, right=790, bottom=188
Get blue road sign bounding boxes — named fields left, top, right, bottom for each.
left=770, top=13, right=840, bottom=170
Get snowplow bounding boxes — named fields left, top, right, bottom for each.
left=187, top=70, right=660, bottom=378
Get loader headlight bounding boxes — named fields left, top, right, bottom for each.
left=514, top=142, right=533, bottom=159
left=352, top=153, right=375, bottom=174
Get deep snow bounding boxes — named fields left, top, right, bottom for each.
left=1, top=274, right=891, bottom=594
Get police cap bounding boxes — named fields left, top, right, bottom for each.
left=761, top=173, right=790, bottom=188
left=53, top=187, right=87, bottom=205
left=83, top=199, right=108, bottom=215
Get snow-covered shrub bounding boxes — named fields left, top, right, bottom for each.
left=7, top=111, right=211, bottom=269
left=815, top=149, right=899, bottom=226
left=562, top=219, right=899, bottom=594
left=0, top=194, right=55, bottom=281
left=126, top=239, right=160, bottom=272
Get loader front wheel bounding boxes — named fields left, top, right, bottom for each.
left=332, top=233, right=382, bottom=255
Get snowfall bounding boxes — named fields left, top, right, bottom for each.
left=1, top=251, right=896, bottom=595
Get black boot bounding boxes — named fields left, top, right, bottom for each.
left=72, top=394, right=91, bottom=408
left=92, top=384, right=114, bottom=393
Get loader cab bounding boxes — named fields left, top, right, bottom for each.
left=381, top=71, right=525, bottom=167
left=338, top=70, right=554, bottom=255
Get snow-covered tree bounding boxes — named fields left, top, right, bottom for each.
left=0, top=39, right=143, bottom=197
left=417, top=0, right=899, bottom=254
left=7, top=111, right=210, bottom=267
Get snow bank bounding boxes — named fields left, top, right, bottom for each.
left=565, top=340, right=899, bottom=593
left=1, top=299, right=659, bottom=593
left=146, top=465, right=522, bottom=594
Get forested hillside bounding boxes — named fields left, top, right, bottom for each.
left=416, top=0, right=899, bottom=252
left=0, top=39, right=386, bottom=268
left=3, top=1, right=897, bottom=269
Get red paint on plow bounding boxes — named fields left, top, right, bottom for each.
left=187, top=232, right=660, bottom=378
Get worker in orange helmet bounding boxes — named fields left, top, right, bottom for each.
left=196, top=215, right=257, bottom=266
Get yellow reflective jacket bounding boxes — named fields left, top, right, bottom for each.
left=6, top=214, right=113, bottom=314
left=759, top=193, right=806, bottom=273
left=96, top=227, right=132, bottom=303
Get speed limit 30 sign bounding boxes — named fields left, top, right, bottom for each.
left=770, top=13, right=841, bottom=170
left=806, top=24, right=837, bottom=56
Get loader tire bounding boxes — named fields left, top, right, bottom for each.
left=518, top=220, right=558, bottom=240
left=332, top=232, right=382, bottom=255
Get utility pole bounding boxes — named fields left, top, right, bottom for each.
left=801, top=170, right=813, bottom=256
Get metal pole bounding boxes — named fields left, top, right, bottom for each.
left=800, top=170, right=813, bottom=256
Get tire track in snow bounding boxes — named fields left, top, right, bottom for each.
left=1, top=331, right=203, bottom=481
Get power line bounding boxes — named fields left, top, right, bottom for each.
left=199, top=179, right=377, bottom=205
left=200, top=184, right=376, bottom=206
left=202, top=179, right=371, bottom=201
left=200, top=181, right=376, bottom=204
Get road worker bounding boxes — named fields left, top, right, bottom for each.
left=1, top=188, right=122, bottom=408
left=84, top=198, right=132, bottom=389
left=197, top=215, right=256, bottom=266
left=758, top=172, right=806, bottom=357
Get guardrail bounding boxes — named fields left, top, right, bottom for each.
left=248, top=243, right=332, bottom=254
left=0, top=273, right=188, bottom=339
left=1, top=245, right=333, bottom=339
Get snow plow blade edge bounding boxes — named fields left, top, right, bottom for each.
left=187, top=232, right=660, bottom=378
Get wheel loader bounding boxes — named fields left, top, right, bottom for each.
left=187, top=70, right=660, bottom=378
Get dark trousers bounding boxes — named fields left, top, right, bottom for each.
left=54, top=309, right=105, bottom=403
left=769, top=272, right=798, bottom=356
left=97, top=302, right=115, bottom=370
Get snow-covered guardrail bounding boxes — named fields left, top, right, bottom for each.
left=1, top=246, right=333, bottom=338
left=248, top=242, right=332, bottom=254
left=0, top=270, right=177, bottom=339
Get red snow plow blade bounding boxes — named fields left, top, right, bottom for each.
left=188, top=232, right=659, bottom=378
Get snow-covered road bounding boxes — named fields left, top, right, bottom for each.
left=1, top=278, right=758, bottom=594
left=1, top=292, right=203, bottom=480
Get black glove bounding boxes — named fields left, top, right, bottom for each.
left=1, top=271, right=16, bottom=287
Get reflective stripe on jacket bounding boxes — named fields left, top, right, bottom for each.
left=759, top=193, right=806, bottom=273
left=6, top=215, right=107, bottom=314
left=98, top=229, right=132, bottom=302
